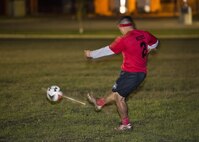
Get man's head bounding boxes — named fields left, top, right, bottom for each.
left=118, top=16, right=136, bottom=35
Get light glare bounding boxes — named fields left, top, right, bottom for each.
left=120, top=0, right=127, bottom=14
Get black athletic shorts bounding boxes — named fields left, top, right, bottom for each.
left=112, top=71, right=146, bottom=98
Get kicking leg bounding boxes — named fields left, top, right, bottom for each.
left=87, top=92, right=132, bottom=130
left=87, top=92, right=116, bottom=111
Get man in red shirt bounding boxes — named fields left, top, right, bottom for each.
left=84, top=16, right=158, bottom=131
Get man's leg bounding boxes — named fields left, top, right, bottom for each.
left=87, top=92, right=116, bottom=110
left=114, top=92, right=132, bottom=130
left=114, top=93, right=128, bottom=122
left=95, top=92, right=129, bottom=120
left=88, top=92, right=132, bottom=130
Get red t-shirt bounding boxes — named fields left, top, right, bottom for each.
left=109, top=29, right=157, bottom=73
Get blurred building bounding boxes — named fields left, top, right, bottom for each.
left=0, top=0, right=198, bottom=17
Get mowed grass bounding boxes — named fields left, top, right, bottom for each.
left=0, top=39, right=198, bottom=142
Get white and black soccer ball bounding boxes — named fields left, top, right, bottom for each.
left=47, top=85, right=63, bottom=102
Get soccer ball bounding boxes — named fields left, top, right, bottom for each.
left=47, top=85, right=63, bottom=102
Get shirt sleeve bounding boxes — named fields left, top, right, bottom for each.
left=109, top=37, right=125, bottom=54
left=90, top=46, right=115, bottom=59
left=148, top=40, right=159, bottom=50
left=146, top=32, right=159, bottom=51
left=146, top=32, right=158, bottom=46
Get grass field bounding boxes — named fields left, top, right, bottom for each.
left=0, top=39, right=198, bottom=142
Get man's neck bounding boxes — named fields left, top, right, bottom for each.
left=124, top=28, right=134, bottom=34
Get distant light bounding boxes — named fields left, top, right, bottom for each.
left=144, top=5, right=150, bottom=13
left=120, top=6, right=126, bottom=14
left=120, top=0, right=127, bottom=14
left=144, top=0, right=150, bottom=13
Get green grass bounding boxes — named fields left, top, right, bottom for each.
left=0, top=39, right=199, bottom=141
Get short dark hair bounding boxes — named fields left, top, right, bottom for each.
left=118, top=16, right=136, bottom=29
